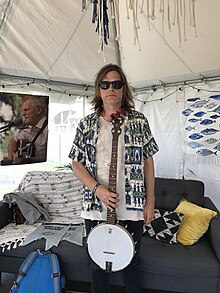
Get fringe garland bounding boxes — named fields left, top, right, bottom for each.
left=111, top=0, right=124, bottom=59
left=0, top=217, right=86, bottom=253
left=0, top=239, right=25, bottom=253
left=0, top=223, right=41, bottom=253
left=83, top=0, right=198, bottom=53
left=92, top=0, right=109, bottom=58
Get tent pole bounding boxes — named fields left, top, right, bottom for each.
left=109, top=0, right=121, bottom=67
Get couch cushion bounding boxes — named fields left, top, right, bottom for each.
left=140, top=235, right=219, bottom=279
left=143, top=209, right=184, bottom=244
left=175, top=199, right=217, bottom=245
left=140, top=236, right=220, bottom=293
left=155, top=178, right=205, bottom=211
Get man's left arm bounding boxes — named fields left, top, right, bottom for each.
left=143, top=156, right=155, bottom=224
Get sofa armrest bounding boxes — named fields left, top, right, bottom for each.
left=204, top=197, right=220, bottom=262
left=0, top=201, right=10, bottom=229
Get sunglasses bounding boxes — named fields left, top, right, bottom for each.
left=99, top=80, right=124, bottom=90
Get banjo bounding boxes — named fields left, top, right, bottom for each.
left=87, top=111, right=135, bottom=273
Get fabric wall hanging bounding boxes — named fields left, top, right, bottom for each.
left=182, top=94, right=220, bottom=164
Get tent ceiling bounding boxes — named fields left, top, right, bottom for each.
left=119, top=0, right=220, bottom=88
left=0, top=0, right=220, bottom=92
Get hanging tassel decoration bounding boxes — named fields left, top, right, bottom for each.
left=190, top=0, right=198, bottom=38
left=92, top=0, right=109, bottom=52
left=128, top=0, right=141, bottom=50
left=111, top=0, right=124, bottom=59
left=160, top=0, right=165, bottom=41
left=86, top=0, right=198, bottom=53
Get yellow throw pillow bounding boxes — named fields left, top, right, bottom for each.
left=175, top=199, right=217, bottom=245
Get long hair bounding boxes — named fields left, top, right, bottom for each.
left=91, top=64, right=135, bottom=114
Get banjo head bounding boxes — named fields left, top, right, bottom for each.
left=87, top=223, right=135, bottom=272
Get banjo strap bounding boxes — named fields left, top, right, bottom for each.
left=31, top=119, right=48, bottom=144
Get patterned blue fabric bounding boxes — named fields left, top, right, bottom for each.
left=68, top=110, right=159, bottom=212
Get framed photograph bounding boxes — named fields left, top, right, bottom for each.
left=0, top=93, right=49, bottom=165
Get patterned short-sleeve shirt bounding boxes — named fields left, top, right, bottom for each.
left=68, top=110, right=159, bottom=212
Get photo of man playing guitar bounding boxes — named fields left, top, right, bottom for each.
left=7, top=95, right=48, bottom=164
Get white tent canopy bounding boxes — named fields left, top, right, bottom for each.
left=0, top=1, right=220, bottom=208
left=0, top=0, right=220, bottom=91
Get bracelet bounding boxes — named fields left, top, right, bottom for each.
left=91, top=182, right=100, bottom=195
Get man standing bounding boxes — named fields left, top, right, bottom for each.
left=69, top=64, right=159, bottom=293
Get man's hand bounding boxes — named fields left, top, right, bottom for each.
left=143, top=200, right=155, bottom=225
left=95, top=184, right=120, bottom=210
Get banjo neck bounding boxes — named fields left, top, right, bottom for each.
left=107, top=110, right=124, bottom=225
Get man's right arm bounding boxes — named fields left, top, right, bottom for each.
left=72, top=161, right=119, bottom=209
